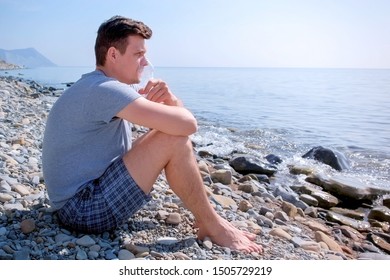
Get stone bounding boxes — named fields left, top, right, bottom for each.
left=281, top=201, right=298, bottom=218
left=274, top=211, right=289, bottom=222
left=0, top=180, right=12, bottom=192
left=301, top=220, right=330, bottom=234
left=156, top=210, right=170, bottom=220
left=157, top=237, right=179, bottom=245
left=211, top=169, right=232, bottom=185
left=310, top=190, right=339, bottom=208
left=198, top=160, right=210, bottom=174
left=299, top=194, right=318, bottom=207
left=118, top=249, right=135, bottom=260
left=173, top=252, right=191, bottom=260
left=76, top=249, right=88, bottom=260
left=0, top=227, right=7, bottom=236
left=329, top=207, right=365, bottom=220
left=358, top=252, right=390, bottom=260
left=0, top=193, right=13, bottom=203
left=211, top=194, right=237, bottom=209
left=383, top=197, right=390, bottom=208
left=289, top=165, right=315, bottom=175
left=20, top=219, right=35, bottom=234
left=337, top=225, right=364, bottom=241
left=367, top=233, right=390, bottom=254
left=302, top=146, right=350, bottom=171
left=166, top=213, right=182, bottom=225
left=55, top=233, right=73, bottom=244
left=265, top=154, right=282, bottom=165
left=203, top=237, right=213, bottom=250
left=125, top=244, right=149, bottom=255
left=229, top=155, right=277, bottom=176
left=76, top=235, right=96, bottom=247
left=269, top=227, right=292, bottom=241
left=238, top=200, right=253, bottom=212
left=238, top=183, right=258, bottom=193
left=367, top=206, right=390, bottom=223
left=12, top=184, right=30, bottom=196
left=306, top=173, right=390, bottom=202
left=314, top=231, right=343, bottom=253
left=300, top=241, right=322, bottom=253
left=326, top=211, right=371, bottom=231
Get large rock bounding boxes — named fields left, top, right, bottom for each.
left=302, top=146, right=350, bottom=171
left=326, top=211, right=371, bottom=232
left=229, top=155, right=277, bottom=176
left=367, top=206, right=390, bottom=223
left=306, top=173, right=390, bottom=203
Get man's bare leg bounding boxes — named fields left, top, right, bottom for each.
left=122, top=130, right=263, bottom=253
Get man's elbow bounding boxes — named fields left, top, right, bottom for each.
left=181, top=116, right=197, bottom=136
left=189, top=117, right=198, bottom=134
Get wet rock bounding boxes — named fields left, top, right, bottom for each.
left=367, top=233, right=390, bottom=254
left=326, top=211, right=370, bottom=232
left=306, top=173, right=390, bottom=203
left=329, top=207, right=365, bottom=220
left=265, top=154, right=282, bottom=165
left=289, top=165, right=316, bottom=176
left=383, top=197, right=390, bottom=208
left=337, top=225, right=364, bottom=241
left=367, top=206, right=390, bottom=223
left=229, top=155, right=277, bottom=176
left=310, top=190, right=339, bottom=209
left=302, top=146, right=350, bottom=171
left=299, top=194, right=319, bottom=207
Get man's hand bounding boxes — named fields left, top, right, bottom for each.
left=139, top=79, right=183, bottom=107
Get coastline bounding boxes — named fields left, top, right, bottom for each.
left=0, top=76, right=390, bottom=260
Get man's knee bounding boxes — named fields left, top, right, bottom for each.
left=153, top=131, right=192, bottom=149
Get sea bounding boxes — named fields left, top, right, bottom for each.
left=1, top=66, right=389, bottom=190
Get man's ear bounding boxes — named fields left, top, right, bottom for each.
left=106, top=46, right=118, bottom=63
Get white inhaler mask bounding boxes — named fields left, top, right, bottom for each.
left=139, top=58, right=154, bottom=92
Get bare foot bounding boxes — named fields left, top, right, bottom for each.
left=195, top=216, right=263, bottom=254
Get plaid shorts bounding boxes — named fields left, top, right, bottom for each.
left=57, top=159, right=151, bottom=233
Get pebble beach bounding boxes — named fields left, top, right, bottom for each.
left=1, top=75, right=390, bottom=261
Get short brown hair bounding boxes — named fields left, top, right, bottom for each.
left=95, top=16, right=152, bottom=66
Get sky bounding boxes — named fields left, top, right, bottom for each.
left=0, top=0, right=389, bottom=68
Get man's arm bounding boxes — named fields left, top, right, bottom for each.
left=117, top=79, right=197, bottom=136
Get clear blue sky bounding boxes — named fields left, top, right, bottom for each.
left=1, top=0, right=389, bottom=68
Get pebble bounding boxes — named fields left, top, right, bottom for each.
left=202, top=237, right=213, bottom=250
left=118, top=249, right=135, bottom=260
left=20, top=218, right=35, bottom=234
left=76, top=235, right=96, bottom=247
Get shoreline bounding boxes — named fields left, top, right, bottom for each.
left=1, top=76, right=390, bottom=260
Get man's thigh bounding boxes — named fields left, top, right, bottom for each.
left=123, top=130, right=190, bottom=193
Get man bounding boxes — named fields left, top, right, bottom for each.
left=42, top=15, right=262, bottom=253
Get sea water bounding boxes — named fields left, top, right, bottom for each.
left=1, top=66, right=389, bottom=188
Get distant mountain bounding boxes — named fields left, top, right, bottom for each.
left=0, top=48, right=56, bottom=68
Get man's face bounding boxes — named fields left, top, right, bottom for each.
left=114, top=35, right=148, bottom=84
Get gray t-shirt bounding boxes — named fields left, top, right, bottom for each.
left=42, top=70, right=141, bottom=210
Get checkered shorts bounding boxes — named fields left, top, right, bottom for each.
left=57, top=159, right=151, bottom=233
